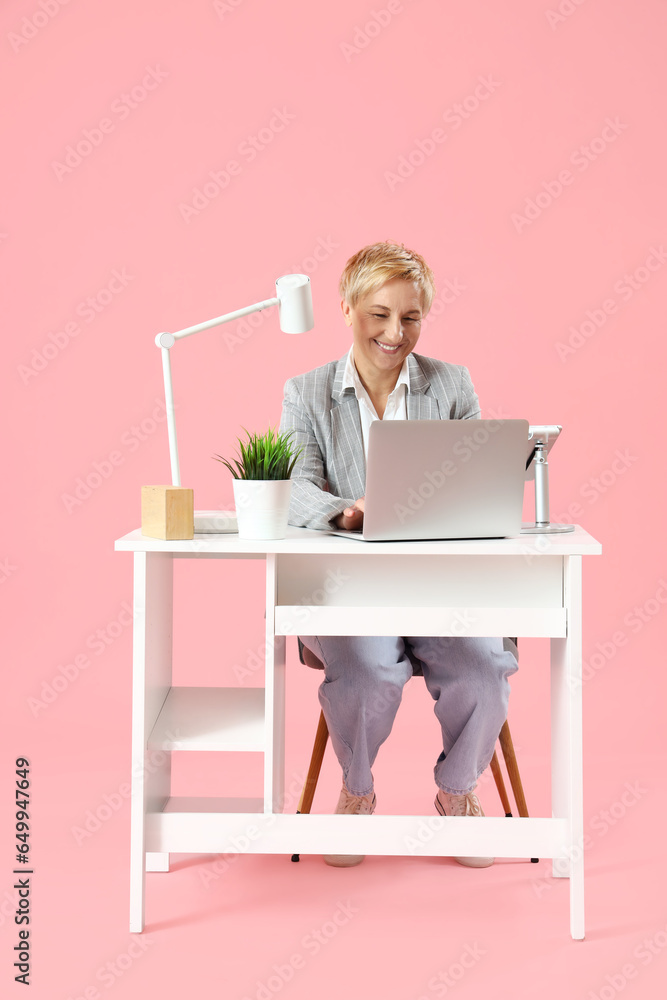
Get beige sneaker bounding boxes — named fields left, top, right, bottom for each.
left=323, top=784, right=377, bottom=867
left=434, top=787, right=495, bottom=868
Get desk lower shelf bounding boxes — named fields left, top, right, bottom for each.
left=148, top=688, right=265, bottom=752
left=145, top=805, right=570, bottom=860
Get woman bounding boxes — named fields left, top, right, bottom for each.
left=279, top=242, right=518, bottom=868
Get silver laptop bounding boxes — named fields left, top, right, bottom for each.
left=329, top=419, right=529, bottom=541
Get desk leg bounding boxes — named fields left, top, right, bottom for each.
left=551, top=555, right=584, bottom=940
left=129, top=552, right=173, bottom=933
left=265, top=554, right=285, bottom=814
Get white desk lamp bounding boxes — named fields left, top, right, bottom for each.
left=154, top=273, right=314, bottom=491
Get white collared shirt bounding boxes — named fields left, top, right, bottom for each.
left=342, top=347, right=410, bottom=462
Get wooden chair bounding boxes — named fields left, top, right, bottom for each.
left=291, top=636, right=537, bottom=862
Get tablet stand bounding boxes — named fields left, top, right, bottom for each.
left=522, top=438, right=575, bottom=534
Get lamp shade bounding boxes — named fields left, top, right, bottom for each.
left=275, top=273, right=314, bottom=334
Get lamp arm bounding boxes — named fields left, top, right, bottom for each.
left=155, top=295, right=281, bottom=486
left=156, top=296, right=280, bottom=347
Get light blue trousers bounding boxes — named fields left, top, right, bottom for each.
left=299, top=635, right=519, bottom=797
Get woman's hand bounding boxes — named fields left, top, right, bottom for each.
left=334, top=497, right=365, bottom=531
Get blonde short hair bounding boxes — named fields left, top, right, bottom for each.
left=338, top=241, right=436, bottom=316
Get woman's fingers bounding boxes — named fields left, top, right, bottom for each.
left=335, top=499, right=365, bottom=530
left=345, top=507, right=364, bottom=529
left=345, top=497, right=365, bottom=516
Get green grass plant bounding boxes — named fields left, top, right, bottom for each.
left=213, top=427, right=303, bottom=481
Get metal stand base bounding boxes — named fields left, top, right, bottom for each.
left=521, top=522, right=575, bottom=534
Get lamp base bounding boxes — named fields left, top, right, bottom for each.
left=194, top=510, right=238, bottom=533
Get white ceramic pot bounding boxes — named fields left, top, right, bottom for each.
left=232, top=479, right=293, bottom=540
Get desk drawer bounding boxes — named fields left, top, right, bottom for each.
left=275, top=554, right=564, bottom=609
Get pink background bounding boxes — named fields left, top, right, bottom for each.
left=3, top=0, right=666, bottom=997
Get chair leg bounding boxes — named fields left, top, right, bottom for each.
left=291, top=710, right=329, bottom=862
left=498, top=719, right=528, bottom=817
left=489, top=751, right=513, bottom=817
left=497, top=718, right=538, bottom=862
left=298, top=710, right=330, bottom=814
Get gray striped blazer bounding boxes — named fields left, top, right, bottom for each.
left=279, top=350, right=481, bottom=530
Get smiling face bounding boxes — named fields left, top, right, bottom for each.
left=341, top=277, right=424, bottom=387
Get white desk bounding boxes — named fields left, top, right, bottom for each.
left=114, top=524, right=602, bottom=938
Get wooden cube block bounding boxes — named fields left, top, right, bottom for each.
left=141, top=485, right=194, bottom=539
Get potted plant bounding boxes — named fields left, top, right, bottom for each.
left=213, top=427, right=303, bottom=540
